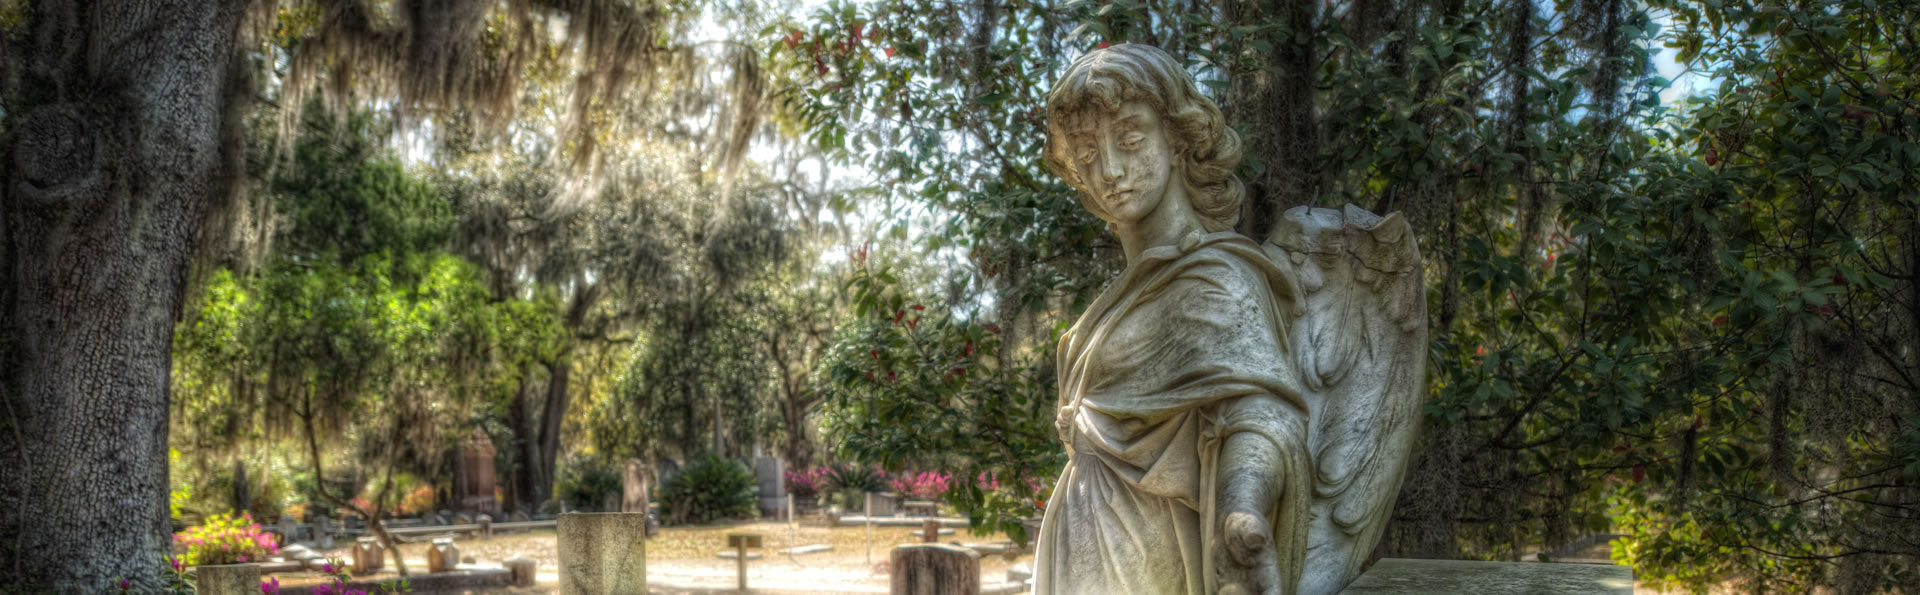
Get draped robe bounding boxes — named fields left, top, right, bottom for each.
left=1033, top=231, right=1313, bottom=594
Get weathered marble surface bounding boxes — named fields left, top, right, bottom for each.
left=557, top=512, right=647, bottom=595
left=1033, top=44, right=1427, bottom=595
left=1339, top=559, right=1634, bottom=594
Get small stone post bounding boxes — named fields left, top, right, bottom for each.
left=622, top=460, right=650, bottom=514
left=195, top=564, right=260, bottom=595
left=277, top=515, right=299, bottom=543
left=557, top=512, right=648, bottom=595
left=505, top=554, right=538, bottom=587
left=477, top=514, right=493, bottom=539
left=922, top=519, right=940, bottom=543
left=890, top=544, right=981, bottom=595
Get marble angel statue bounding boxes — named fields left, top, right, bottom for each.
left=1030, top=44, right=1429, bottom=595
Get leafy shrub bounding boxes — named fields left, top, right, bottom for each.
left=824, top=463, right=887, bottom=509
left=556, top=456, right=623, bottom=512
left=889, top=471, right=952, bottom=501
left=785, top=467, right=827, bottom=500
left=657, top=454, right=757, bottom=524
left=172, top=511, right=280, bottom=565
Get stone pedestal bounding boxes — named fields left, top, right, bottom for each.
left=195, top=564, right=260, bottom=595
left=753, top=456, right=784, bottom=519
left=557, top=512, right=648, bottom=595
left=456, top=428, right=500, bottom=515
left=277, top=515, right=299, bottom=542
left=622, top=459, right=650, bottom=514
left=890, top=544, right=980, bottom=595
left=428, top=537, right=461, bottom=573
left=505, top=554, right=538, bottom=587
left=352, top=537, right=385, bottom=574
left=1338, top=559, right=1634, bottom=594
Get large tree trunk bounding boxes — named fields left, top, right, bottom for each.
left=0, top=5, right=245, bottom=589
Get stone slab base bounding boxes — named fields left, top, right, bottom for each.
left=1341, top=558, right=1633, bottom=594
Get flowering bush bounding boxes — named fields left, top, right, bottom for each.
left=889, top=471, right=952, bottom=501
left=785, top=468, right=827, bottom=500
left=281, top=503, right=308, bottom=523
left=398, top=484, right=435, bottom=516
left=173, top=511, right=280, bottom=566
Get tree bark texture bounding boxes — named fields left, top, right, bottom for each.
left=0, top=1, right=246, bottom=589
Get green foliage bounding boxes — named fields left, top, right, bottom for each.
left=554, top=456, right=624, bottom=513
left=657, top=454, right=759, bottom=525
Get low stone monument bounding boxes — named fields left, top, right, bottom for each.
left=455, top=427, right=500, bottom=515
left=891, top=544, right=981, bottom=595
left=505, top=554, right=538, bottom=587
left=352, top=536, right=385, bottom=574
left=477, top=514, right=493, bottom=539
left=277, top=514, right=299, bottom=542
left=557, top=512, right=647, bottom=595
left=1031, top=44, right=1428, bottom=595
left=312, top=513, right=332, bottom=549
left=428, top=537, right=460, bottom=572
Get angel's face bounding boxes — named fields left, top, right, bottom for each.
left=1059, top=101, right=1175, bottom=226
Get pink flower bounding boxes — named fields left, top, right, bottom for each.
left=321, top=562, right=334, bottom=574
left=260, top=577, right=280, bottom=594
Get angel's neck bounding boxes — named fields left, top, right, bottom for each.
left=1116, top=191, right=1205, bottom=266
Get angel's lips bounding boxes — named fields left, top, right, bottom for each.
left=1101, top=190, right=1136, bottom=208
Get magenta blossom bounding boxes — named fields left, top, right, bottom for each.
left=260, top=577, right=280, bottom=594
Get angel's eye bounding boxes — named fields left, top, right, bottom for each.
left=1074, top=142, right=1096, bottom=164
left=1121, top=132, right=1146, bottom=147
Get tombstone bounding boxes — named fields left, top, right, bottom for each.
left=352, top=537, right=385, bottom=574
left=921, top=519, right=941, bottom=544
left=436, top=509, right=453, bottom=525
left=345, top=515, right=361, bottom=531
left=455, top=428, right=500, bottom=515
left=622, top=460, right=650, bottom=514
left=557, top=512, right=647, bottom=595
left=195, top=564, right=260, bottom=595
left=477, top=514, right=493, bottom=539
left=231, top=460, right=250, bottom=514
left=511, top=510, right=531, bottom=523
left=753, top=457, right=785, bottom=519
left=428, top=537, right=461, bottom=572
left=453, top=512, right=474, bottom=525
left=504, top=554, right=538, bottom=587
left=312, top=513, right=332, bottom=549
left=277, top=515, right=300, bottom=543
left=890, top=544, right=981, bottom=595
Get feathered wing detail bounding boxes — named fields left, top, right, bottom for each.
left=1263, top=204, right=1428, bottom=594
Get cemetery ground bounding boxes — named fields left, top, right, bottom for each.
left=273, top=520, right=1031, bottom=593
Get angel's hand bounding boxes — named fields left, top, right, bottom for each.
left=1216, top=434, right=1284, bottom=595
left=1056, top=406, right=1076, bottom=445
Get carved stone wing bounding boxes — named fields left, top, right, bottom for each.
left=1263, top=204, right=1428, bottom=594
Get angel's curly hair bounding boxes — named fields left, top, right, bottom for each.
left=1043, top=44, right=1245, bottom=232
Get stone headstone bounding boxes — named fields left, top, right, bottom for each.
left=475, top=514, right=492, bottom=539
left=753, top=457, right=785, bottom=519
left=352, top=537, right=385, bottom=574
left=195, top=564, right=260, bottom=595
left=622, top=460, right=650, bottom=514
left=428, top=537, right=461, bottom=573
left=511, top=510, right=531, bottom=523
left=557, top=512, right=647, bottom=595
left=890, top=544, right=981, bottom=595
left=455, top=428, right=500, bottom=515
left=277, top=515, right=300, bottom=542
left=505, top=554, right=538, bottom=587
left=312, top=514, right=332, bottom=549
left=454, top=512, right=474, bottom=525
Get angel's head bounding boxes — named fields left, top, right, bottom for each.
left=1044, top=44, right=1244, bottom=232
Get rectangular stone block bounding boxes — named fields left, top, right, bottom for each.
left=558, top=512, right=647, bottom=595
left=890, top=543, right=981, bottom=595
left=727, top=533, right=763, bottom=548
left=1339, top=558, right=1634, bottom=594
